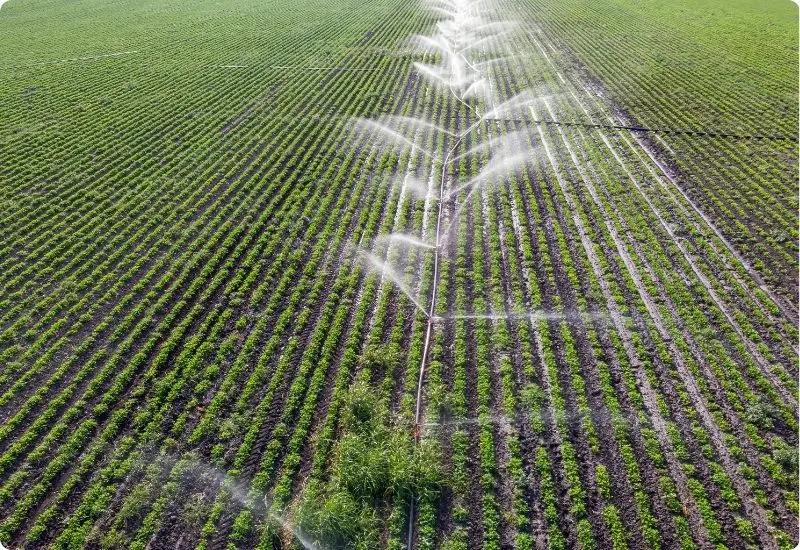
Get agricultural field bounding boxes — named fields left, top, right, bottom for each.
left=0, top=0, right=796, bottom=547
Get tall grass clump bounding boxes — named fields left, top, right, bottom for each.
left=298, top=379, right=444, bottom=548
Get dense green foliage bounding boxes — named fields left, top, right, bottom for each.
left=298, top=380, right=443, bottom=548
left=527, top=0, right=799, bottom=298
left=0, top=0, right=796, bottom=547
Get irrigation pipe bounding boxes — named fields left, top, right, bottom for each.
left=406, top=31, right=490, bottom=549
left=484, top=117, right=799, bottom=142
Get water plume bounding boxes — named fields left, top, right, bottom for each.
left=487, top=129, right=535, bottom=154
left=436, top=20, right=462, bottom=39
left=450, top=64, right=477, bottom=92
left=380, top=233, right=437, bottom=249
left=482, top=90, right=549, bottom=120
left=411, top=34, right=453, bottom=54
left=473, top=20, right=518, bottom=34
left=355, top=119, right=434, bottom=158
left=470, top=55, right=514, bottom=69
left=263, top=497, right=321, bottom=550
left=358, top=115, right=455, bottom=156
left=122, top=454, right=318, bottom=550
left=440, top=310, right=619, bottom=324
left=440, top=147, right=530, bottom=241
left=413, top=61, right=452, bottom=88
left=415, top=54, right=483, bottom=95
left=456, top=33, right=509, bottom=55
left=462, top=78, right=489, bottom=100
left=399, top=174, right=429, bottom=198
left=445, top=151, right=529, bottom=199
left=450, top=139, right=493, bottom=163
left=208, top=469, right=318, bottom=550
left=380, top=115, right=456, bottom=138
left=450, top=129, right=530, bottom=163
left=361, top=252, right=429, bottom=317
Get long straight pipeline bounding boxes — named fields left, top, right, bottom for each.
left=406, top=23, right=488, bottom=549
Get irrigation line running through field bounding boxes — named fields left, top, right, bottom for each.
left=271, top=65, right=381, bottom=71
left=406, top=9, right=493, bottom=546
left=217, top=110, right=797, bottom=144
left=2, top=50, right=139, bottom=69
left=484, top=117, right=799, bottom=142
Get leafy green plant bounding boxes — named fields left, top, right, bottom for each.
left=298, top=382, right=443, bottom=548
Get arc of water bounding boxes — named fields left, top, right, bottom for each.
left=450, top=129, right=529, bottom=163
left=413, top=61, right=452, bottom=88
left=263, top=496, right=321, bottom=550
left=411, top=34, right=454, bottom=54
left=456, top=33, right=507, bottom=55
left=472, top=19, right=517, bottom=33
left=361, top=252, right=429, bottom=317
left=481, top=89, right=539, bottom=119
left=381, top=233, right=437, bottom=249
left=444, top=151, right=528, bottom=199
left=379, top=114, right=458, bottom=138
left=400, top=173, right=429, bottom=198
left=356, top=118, right=434, bottom=157
left=462, top=78, right=488, bottom=99
left=468, top=54, right=513, bottom=70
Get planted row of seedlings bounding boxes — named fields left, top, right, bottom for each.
left=516, top=0, right=798, bottom=303
left=0, top=0, right=444, bottom=546
left=504, top=6, right=793, bottom=544
left=0, top=0, right=403, bottom=378
left=384, top=0, right=799, bottom=545
left=0, top=0, right=795, bottom=545
left=0, top=38, right=396, bottom=486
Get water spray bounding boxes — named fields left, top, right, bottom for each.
left=351, top=1, right=547, bottom=544
left=360, top=251, right=430, bottom=318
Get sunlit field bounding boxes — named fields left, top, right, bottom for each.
left=0, top=0, right=796, bottom=547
